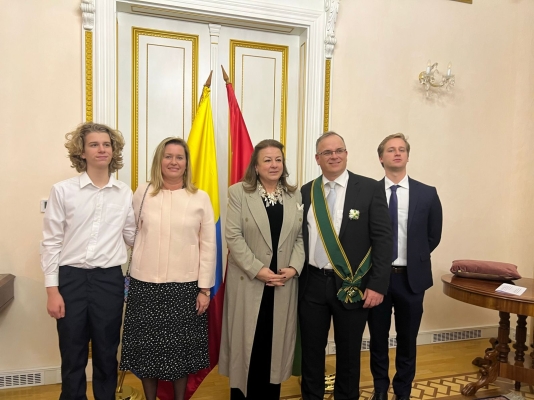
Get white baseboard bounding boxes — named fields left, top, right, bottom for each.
left=0, top=360, right=92, bottom=389
left=0, top=326, right=509, bottom=388
left=327, top=324, right=501, bottom=355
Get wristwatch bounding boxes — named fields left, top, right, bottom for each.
left=200, top=290, right=211, bottom=297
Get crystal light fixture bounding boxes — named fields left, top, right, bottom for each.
left=419, top=60, right=455, bottom=91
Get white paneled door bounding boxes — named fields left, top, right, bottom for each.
left=117, top=12, right=305, bottom=199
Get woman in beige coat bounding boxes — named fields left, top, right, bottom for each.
left=219, top=139, right=305, bottom=399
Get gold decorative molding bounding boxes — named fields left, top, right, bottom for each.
left=297, top=41, right=307, bottom=188
left=131, top=27, right=198, bottom=191
left=85, top=31, right=93, bottom=122
left=229, top=39, right=288, bottom=146
left=323, top=59, right=331, bottom=133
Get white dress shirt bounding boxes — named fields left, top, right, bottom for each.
left=41, top=172, right=136, bottom=287
left=307, top=169, right=349, bottom=269
left=385, top=175, right=409, bottom=266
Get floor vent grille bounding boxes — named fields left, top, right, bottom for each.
left=360, top=337, right=397, bottom=351
left=0, top=372, right=43, bottom=389
left=432, top=329, right=482, bottom=343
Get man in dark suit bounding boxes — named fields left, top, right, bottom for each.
left=368, top=133, right=443, bottom=400
left=299, top=131, right=393, bottom=400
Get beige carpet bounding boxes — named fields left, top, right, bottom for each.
left=280, top=372, right=506, bottom=400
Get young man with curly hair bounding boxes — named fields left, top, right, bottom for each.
left=41, top=122, right=135, bottom=400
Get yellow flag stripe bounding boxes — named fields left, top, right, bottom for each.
left=187, top=86, right=220, bottom=220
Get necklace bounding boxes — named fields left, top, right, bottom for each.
left=258, top=182, right=284, bottom=207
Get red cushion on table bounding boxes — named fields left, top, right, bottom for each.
left=450, top=260, right=521, bottom=280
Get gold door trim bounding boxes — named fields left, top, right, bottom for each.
left=85, top=31, right=93, bottom=122
left=297, top=41, right=307, bottom=188
left=323, top=59, right=331, bottom=133
left=131, top=27, right=198, bottom=190
left=229, top=39, right=288, bottom=146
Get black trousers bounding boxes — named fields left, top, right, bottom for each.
left=299, top=267, right=368, bottom=400
left=57, top=265, right=124, bottom=400
left=368, top=272, right=424, bottom=397
left=231, top=285, right=281, bottom=400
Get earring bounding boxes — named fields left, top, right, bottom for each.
left=255, top=170, right=259, bottom=176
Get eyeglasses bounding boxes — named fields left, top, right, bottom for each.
left=317, top=148, right=346, bottom=157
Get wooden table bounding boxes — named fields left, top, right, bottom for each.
left=442, top=274, right=534, bottom=395
left=0, top=274, right=15, bottom=313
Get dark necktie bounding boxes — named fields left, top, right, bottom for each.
left=389, top=185, right=399, bottom=262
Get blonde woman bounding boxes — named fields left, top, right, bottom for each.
left=120, top=137, right=216, bottom=400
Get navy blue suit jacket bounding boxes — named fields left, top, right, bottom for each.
left=381, top=177, right=443, bottom=294
left=300, top=171, right=393, bottom=309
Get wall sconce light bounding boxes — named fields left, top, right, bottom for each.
left=419, top=60, right=455, bottom=91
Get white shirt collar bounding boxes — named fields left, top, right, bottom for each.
left=322, top=169, right=349, bottom=188
left=79, top=172, right=123, bottom=189
left=385, top=174, right=409, bottom=190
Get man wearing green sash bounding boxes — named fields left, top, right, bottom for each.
left=299, top=132, right=393, bottom=400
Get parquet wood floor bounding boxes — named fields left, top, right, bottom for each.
left=2, top=339, right=531, bottom=400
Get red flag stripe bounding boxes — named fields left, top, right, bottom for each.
left=226, top=83, right=253, bottom=185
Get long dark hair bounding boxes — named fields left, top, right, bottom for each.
left=242, top=139, right=296, bottom=193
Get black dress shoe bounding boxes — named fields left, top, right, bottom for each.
left=371, top=392, right=388, bottom=400
left=395, top=396, right=411, bottom=400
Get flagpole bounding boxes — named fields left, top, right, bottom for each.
left=204, top=70, right=213, bottom=88
left=221, top=65, right=230, bottom=84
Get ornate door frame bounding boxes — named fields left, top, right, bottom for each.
left=81, top=0, right=340, bottom=183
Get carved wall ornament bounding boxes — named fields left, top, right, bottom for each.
left=81, top=0, right=95, bottom=31
left=209, top=24, right=221, bottom=44
left=324, top=0, right=339, bottom=60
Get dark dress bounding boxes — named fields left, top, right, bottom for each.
left=231, top=201, right=283, bottom=400
left=119, top=279, right=209, bottom=380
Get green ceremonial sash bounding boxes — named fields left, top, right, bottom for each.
left=312, top=176, right=372, bottom=303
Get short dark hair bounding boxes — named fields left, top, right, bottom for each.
left=316, top=131, right=346, bottom=153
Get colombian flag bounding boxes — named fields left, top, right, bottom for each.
left=157, top=84, right=224, bottom=400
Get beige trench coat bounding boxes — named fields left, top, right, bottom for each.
left=219, top=183, right=305, bottom=396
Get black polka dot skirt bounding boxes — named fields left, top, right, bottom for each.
left=119, top=277, right=209, bottom=381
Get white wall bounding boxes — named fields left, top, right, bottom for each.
left=1, top=0, right=533, bottom=374
left=0, top=0, right=82, bottom=371
left=330, top=0, right=534, bottom=332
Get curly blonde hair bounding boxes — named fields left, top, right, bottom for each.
left=64, top=122, right=125, bottom=173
